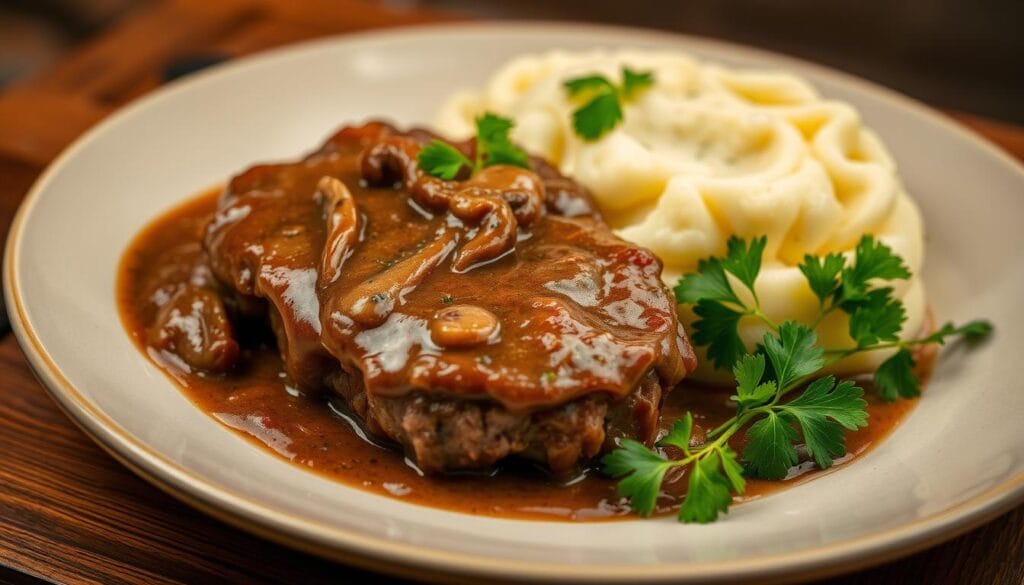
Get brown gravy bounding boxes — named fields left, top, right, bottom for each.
left=118, top=189, right=923, bottom=521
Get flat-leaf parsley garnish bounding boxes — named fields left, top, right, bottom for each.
left=563, top=67, right=655, bottom=141
left=417, top=113, right=529, bottom=180
left=604, top=235, right=992, bottom=523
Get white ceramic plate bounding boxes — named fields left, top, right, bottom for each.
left=5, top=23, right=1024, bottom=584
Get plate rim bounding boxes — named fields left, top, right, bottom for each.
left=5, top=20, right=1024, bottom=584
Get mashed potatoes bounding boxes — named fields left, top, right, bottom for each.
left=435, top=49, right=926, bottom=381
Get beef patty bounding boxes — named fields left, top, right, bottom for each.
left=161, top=122, right=695, bottom=474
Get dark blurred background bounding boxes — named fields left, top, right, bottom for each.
left=0, top=0, right=1021, bottom=123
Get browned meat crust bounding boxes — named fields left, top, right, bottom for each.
left=328, top=368, right=662, bottom=474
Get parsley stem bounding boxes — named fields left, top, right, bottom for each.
left=823, top=349, right=859, bottom=364
left=686, top=413, right=753, bottom=463
left=747, top=286, right=762, bottom=314
left=823, top=334, right=938, bottom=360
left=705, top=401, right=785, bottom=442
left=809, top=300, right=840, bottom=330
left=706, top=417, right=738, bottom=441
left=746, top=307, right=779, bottom=333
left=823, top=320, right=989, bottom=363
left=709, top=375, right=818, bottom=442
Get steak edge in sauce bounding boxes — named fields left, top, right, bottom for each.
left=152, top=122, right=696, bottom=475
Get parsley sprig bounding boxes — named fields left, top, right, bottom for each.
left=675, top=234, right=990, bottom=400
left=563, top=67, right=655, bottom=141
left=604, top=235, right=992, bottom=523
left=605, top=323, right=869, bottom=523
left=418, top=113, right=529, bottom=180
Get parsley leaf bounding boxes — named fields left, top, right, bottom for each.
left=799, top=252, right=846, bottom=303
left=849, top=235, right=912, bottom=282
left=564, top=75, right=616, bottom=96
left=657, top=414, right=694, bottom=453
left=721, top=235, right=767, bottom=294
left=839, top=236, right=911, bottom=306
left=675, top=237, right=772, bottom=374
left=571, top=91, right=623, bottom=141
left=731, top=354, right=776, bottom=408
left=847, top=288, right=907, bottom=347
left=417, top=140, right=472, bottom=180
left=691, top=300, right=748, bottom=370
left=475, top=113, right=530, bottom=168
left=761, top=322, right=824, bottom=390
left=733, top=353, right=765, bottom=397
left=874, top=348, right=919, bottom=401
left=923, top=320, right=994, bottom=344
left=781, top=376, right=868, bottom=469
left=621, top=67, right=655, bottom=99
left=959, top=320, right=994, bottom=341
left=743, top=411, right=799, bottom=480
left=564, top=67, right=655, bottom=141
left=475, top=112, right=514, bottom=143
left=718, top=445, right=747, bottom=494
left=679, top=450, right=734, bottom=523
left=675, top=258, right=741, bottom=305
left=601, top=439, right=672, bottom=517
left=785, top=376, right=869, bottom=430
left=417, top=112, right=528, bottom=180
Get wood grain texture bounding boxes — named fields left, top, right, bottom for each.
left=0, top=338, right=403, bottom=585
left=0, top=1, right=1021, bottom=583
left=0, top=89, right=109, bottom=167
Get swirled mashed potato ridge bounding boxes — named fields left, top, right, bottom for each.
left=435, top=50, right=926, bottom=381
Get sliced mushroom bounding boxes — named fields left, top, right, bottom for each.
left=448, top=190, right=517, bottom=272
left=147, top=285, right=240, bottom=372
left=360, top=135, right=427, bottom=187
left=335, top=229, right=457, bottom=327
left=464, top=165, right=545, bottom=226
left=429, top=305, right=500, bottom=348
left=317, top=176, right=361, bottom=285
left=359, top=137, right=545, bottom=274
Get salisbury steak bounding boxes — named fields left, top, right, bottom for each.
left=200, top=122, right=695, bottom=474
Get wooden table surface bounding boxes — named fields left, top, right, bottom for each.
left=0, top=1, right=1021, bottom=583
